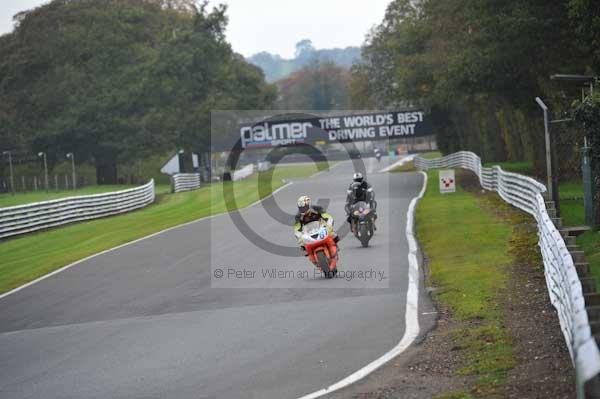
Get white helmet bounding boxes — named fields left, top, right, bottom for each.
left=353, top=172, right=364, bottom=183
left=297, top=195, right=311, bottom=215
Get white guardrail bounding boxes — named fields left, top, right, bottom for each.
left=257, top=161, right=272, bottom=172
left=0, top=180, right=155, bottom=239
left=171, top=173, right=201, bottom=193
left=232, top=164, right=255, bottom=181
left=415, top=151, right=600, bottom=393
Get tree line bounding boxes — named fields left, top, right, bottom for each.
left=351, top=0, right=600, bottom=173
left=0, top=0, right=276, bottom=183
left=248, top=39, right=361, bottom=82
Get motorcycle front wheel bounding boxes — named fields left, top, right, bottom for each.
left=316, top=251, right=334, bottom=278
left=359, top=223, right=371, bottom=247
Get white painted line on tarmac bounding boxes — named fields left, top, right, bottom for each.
left=378, top=154, right=415, bottom=173
left=296, top=170, right=428, bottom=399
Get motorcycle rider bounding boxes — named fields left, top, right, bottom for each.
left=374, top=148, right=382, bottom=162
left=345, top=173, right=377, bottom=227
left=294, top=195, right=339, bottom=251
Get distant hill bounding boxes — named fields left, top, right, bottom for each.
left=247, top=39, right=361, bottom=82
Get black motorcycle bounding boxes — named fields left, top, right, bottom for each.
left=350, top=201, right=375, bottom=247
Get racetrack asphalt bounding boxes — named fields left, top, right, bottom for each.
left=0, top=156, right=428, bottom=399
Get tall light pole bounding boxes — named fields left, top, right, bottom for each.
left=535, top=97, right=554, bottom=204
left=38, top=152, right=49, bottom=192
left=66, top=153, right=76, bottom=189
left=2, top=150, right=15, bottom=195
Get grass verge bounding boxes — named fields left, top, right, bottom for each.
left=577, top=230, right=600, bottom=290
left=417, top=170, right=516, bottom=396
left=0, top=162, right=328, bottom=294
left=482, top=161, right=534, bottom=176
left=558, top=181, right=584, bottom=227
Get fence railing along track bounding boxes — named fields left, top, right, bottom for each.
left=0, top=180, right=155, bottom=239
left=416, top=151, right=600, bottom=396
left=171, top=173, right=201, bottom=193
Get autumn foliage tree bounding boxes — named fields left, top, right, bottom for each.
left=276, top=61, right=351, bottom=110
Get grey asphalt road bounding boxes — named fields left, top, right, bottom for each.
left=0, top=156, right=425, bottom=399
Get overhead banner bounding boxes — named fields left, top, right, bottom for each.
left=238, top=111, right=431, bottom=149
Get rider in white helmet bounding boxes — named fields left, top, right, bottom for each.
left=294, top=195, right=338, bottom=248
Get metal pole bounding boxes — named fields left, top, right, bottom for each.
left=7, top=152, right=14, bottom=195
left=70, top=153, right=76, bottom=190
left=43, top=154, right=48, bottom=192
left=583, top=137, right=595, bottom=226
left=536, top=97, right=553, bottom=203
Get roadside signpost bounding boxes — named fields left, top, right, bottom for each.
left=439, top=169, right=456, bottom=194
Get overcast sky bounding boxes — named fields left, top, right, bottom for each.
left=0, top=0, right=390, bottom=58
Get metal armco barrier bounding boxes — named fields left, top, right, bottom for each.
left=171, top=173, right=201, bottom=193
left=0, top=180, right=155, bottom=239
left=416, top=151, right=600, bottom=397
left=232, top=164, right=255, bottom=181
left=257, top=161, right=272, bottom=172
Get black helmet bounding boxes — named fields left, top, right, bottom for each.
left=353, top=172, right=364, bottom=183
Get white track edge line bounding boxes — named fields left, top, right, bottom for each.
left=296, top=170, right=428, bottom=399
left=0, top=181, right=294, bottom=301
left=378, top=154, right=415, bottom=173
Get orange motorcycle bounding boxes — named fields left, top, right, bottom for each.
left=300, top=221, right=338, bottom=278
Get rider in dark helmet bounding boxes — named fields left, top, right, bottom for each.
left=344, top=173, right=377, bottom=226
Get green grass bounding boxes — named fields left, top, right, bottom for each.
left=0, top=185, right=169, bottom=208
left=557, top=181, right=585, bottom=227
left=560, top=199, right=585, bottom=226
left=0, top=162, right=328, bottom=294
left=416, top=170, right=516, bottom=396
left=483, top=161, right=534, bottom=176
left=577, top=231, right=600, bottom=290
left=434, top=393, right=474, bottom=399
left=391, top=161, right=416, bottom=173
left=420, top=151, right=442, bottom=159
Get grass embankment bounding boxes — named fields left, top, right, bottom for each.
left=577, top=231, right=600, bottom=291
left=417, top=170, right=520, bottom=397
left=482, top=161, right=534, bottom=176
left=0, top=185, right=171, bottom=208
left=0, top=163, right=328, bottom=294
left=559, top=181, right=584, bottom=227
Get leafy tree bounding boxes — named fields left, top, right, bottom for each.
left=351, top=0, right=592, bottom=170
left=276, top=61, right=351, bottom=110
left=247, top=40, right=361, bottom=82
left=0, top=0, right=274, bottom=183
